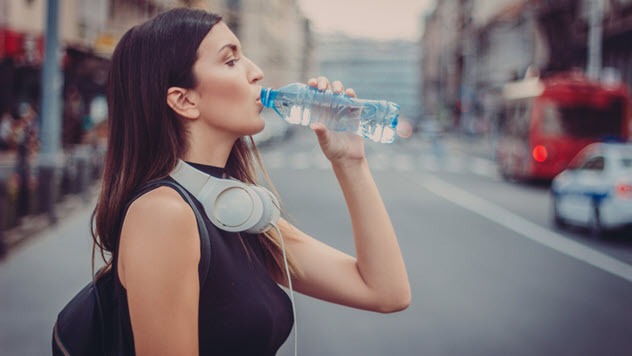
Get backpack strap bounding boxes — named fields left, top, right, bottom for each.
left=131, top=179, right=211, bottom=288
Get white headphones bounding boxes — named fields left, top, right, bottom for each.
left=169, top=160, right=280, bottom=234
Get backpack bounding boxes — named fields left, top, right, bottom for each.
left=52, top=179, right=211, bottom=356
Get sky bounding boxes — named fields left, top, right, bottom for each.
left=298, top=0, right=436, bottom=42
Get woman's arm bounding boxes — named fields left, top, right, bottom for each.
left=119, top=187, right=201, bottom=355
left=277, top=77, right=410, bottom=313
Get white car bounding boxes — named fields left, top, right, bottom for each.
left=551, top=142, right=632, bottom=235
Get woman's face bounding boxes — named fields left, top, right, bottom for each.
left=191, top=22, right=265, bottom=139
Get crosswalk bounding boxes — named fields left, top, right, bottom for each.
left=261, top=150, right=500, bottom=179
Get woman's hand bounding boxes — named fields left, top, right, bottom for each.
left=307, top=77, right=365, bottom=165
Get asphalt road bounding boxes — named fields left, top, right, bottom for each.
left=1, top=129, right=631, bottom=355
left=269, top=129, right=632, bottom=356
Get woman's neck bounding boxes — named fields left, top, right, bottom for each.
left=182, top=124, right=237, bottom=168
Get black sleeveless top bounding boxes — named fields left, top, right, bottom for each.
left=112, top=162, right=294, bottom=355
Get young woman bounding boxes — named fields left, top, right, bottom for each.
left=93, top=7, right=410, bottom=356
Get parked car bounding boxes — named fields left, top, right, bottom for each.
left=550, top=142, right=632, bottom=235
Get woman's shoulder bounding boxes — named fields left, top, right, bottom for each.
left=124, top=185, right=197, bottom=231
left=117, top=184, right=201, bottom=296
left=120, top=185, right=200, bottom=259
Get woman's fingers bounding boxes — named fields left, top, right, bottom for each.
left=308, top=76, right=332, bottom=91
left=307, top=77, right=351, bottom=96
left=332, top=80, right=344, bottom=93
left=317, top=76, right=330, bottom=91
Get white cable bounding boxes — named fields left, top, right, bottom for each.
left=273, top=224, right=297, bottom=356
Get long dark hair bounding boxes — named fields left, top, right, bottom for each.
left=92, top=8, right=297, bottom=282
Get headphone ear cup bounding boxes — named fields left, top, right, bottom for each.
left=199, top=179, right=263, bottom=233
left=245, top=185, right=280, bottom=234
left=209, top=185, right=257, bottom=230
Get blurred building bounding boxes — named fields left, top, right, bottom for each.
left=537, top=0, right=632, bottom=87
left=318, top=34, right=422, bottom=122
left=209, top=0, right=315, bottom=88
left=468, top=0, right=549, bottom=134
left=420, top=0, right=464, bottom=128
left=421, top=0, right=632, bottom=134
left=0, top=0, right=313, bottom=148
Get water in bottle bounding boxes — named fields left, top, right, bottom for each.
left=260, top=83, right=400, bottom=144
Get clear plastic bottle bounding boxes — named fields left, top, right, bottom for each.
left=261, top=83, right=400, bottom=144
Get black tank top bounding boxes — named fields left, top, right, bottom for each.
left=112, top=162, right=294, bottom=355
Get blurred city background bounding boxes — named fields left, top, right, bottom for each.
left=1, top=0, right=632, bottom=355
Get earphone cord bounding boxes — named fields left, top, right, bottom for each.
left=272, top=224, right=297, bottom=356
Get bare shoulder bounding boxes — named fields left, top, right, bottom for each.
left=123, top=185, right=198, bottom=239
left=118, top=186, right=200, bottom=286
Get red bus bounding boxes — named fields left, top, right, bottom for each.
left=495, top=71, right=631, bottom=180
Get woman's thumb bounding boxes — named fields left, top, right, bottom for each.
left=310, top=122, right=328, bottom=144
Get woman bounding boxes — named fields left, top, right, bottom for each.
left=93, top=7, right=410, bottom=356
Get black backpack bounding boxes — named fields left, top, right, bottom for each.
left=52, top=180, right=211, bottom=356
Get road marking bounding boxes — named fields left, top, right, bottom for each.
left=263, top=151, right=285, bottom=169
left=369, top=153, right=390, bottom=171
left=290, top=152, right=310, bottom=170
left=264, top=150, right=503, bottom=179
left=445, top=156, right=463, bottom=173
left=313, top=154, right=331, bottom=170
left=470, top=157, right=496, bottom=177
left=419, top=174, right=632, bottom=283
left=420, top=156, right=438, bottom=171
left=394, top=155, right=414, bottom=172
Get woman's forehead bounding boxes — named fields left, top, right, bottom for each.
left=197, top=22, right=241, bottom=57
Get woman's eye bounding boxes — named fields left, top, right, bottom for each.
left=226, top=58, right=240, bottom=67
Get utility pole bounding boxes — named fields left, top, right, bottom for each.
left=459, top=0, right=475, bottom=135
left=39, top=0, right=63, bottom=223
left=587, top=0, right=603, bottom=80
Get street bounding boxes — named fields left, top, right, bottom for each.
left=2, top=129, right=632, bottom=355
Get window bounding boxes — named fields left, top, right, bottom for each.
left=541, top=101, right=563, bottom=135
left=580, top=156, right=605, bottom=171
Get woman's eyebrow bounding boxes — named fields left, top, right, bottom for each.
left=217, top=43, right=238, bottom=54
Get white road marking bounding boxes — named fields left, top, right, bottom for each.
left=445, top=156, right=463, bottom=173
left=263, top=151, right=285, bottom=169
left=290, top=152, right=311, bottom=170
left=420, top=156, right=438, bottom=171
left=471, top=157, right=497, bottom=177
left=419, top=174, right=632, bottom=283
left=266, top=149, right=505, bottom=180
left=394, top=155, right=414, bottom=172
left=313, top=154, right=331, bottom=170
left=369, top=153, right=390, bottom=171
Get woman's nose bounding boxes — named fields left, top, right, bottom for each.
left=247, top=57, right=264, bottom=84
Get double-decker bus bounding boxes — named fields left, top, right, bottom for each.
left=495, top=71, right=631, bottom=180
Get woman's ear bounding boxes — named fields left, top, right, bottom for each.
left=166, top=87, right=200, bottom=120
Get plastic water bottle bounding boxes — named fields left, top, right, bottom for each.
left=260, top=83, right=400, bottom=144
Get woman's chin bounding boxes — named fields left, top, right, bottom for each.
left=251, top=115, right=266, bottom=135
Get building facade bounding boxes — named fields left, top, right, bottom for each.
left=318, top=34, right=422, bottom=122
left=0, top=0, right=314, bottom=146
left=420, top=0, right=632, bottom=134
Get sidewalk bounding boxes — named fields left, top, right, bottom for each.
left=0, top=187, right=101, bottom=355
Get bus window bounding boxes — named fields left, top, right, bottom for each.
left=502, top=100, right=531, bottom=139
left=542, top=101, right=563, bottom=135
left=558, top=98, right=624, bottom=138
